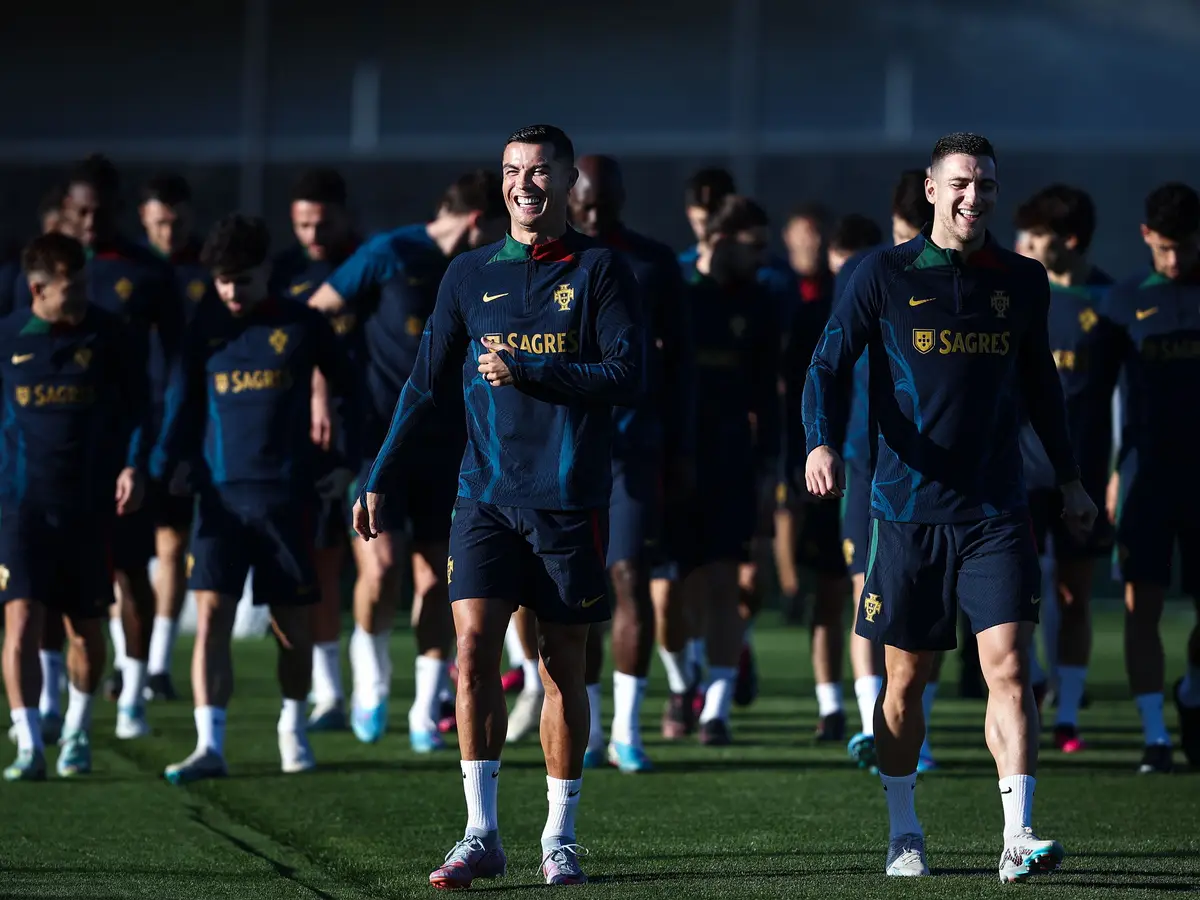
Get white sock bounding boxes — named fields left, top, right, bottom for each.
left=816, top=682, right=843, bottom=717
left=522, top=658, right=544, bottom=696
left=542, top=776, right=581, bottom=848
left=920, top=682, right=938, bottom=758
left=585, top=683, right=604, bottom=751
left=658, top=647, right=690, bottom=694
left=63, top=683, right=95, bottom=736
left=118, top=659, right=148, bottom=711
left=611, top=672, right=645, bottom=748
left=147, top=615, right=178, bottom=676
left=699, top=666, right=735, bottom=724
left=999, top=774, right=1035, bottom=840
left=371, top=632, right=392, bottom=696
left=1054, top=665, right=1087, bottom=727
left=462, top=759, right=501, bottom=837
left=410, top=656, right=445, bottom=732
left=109, top=616, right=127, bottom=668
left=195, top=705, right=227, bottom=756
left=10, top=708, right=43, bottom=754
left=277, top=698, right=305, bottom=735
left=1178, top=664, right=1200, bottom=706
left=350, top=626, right=383, bottom=708
left=311, top=641, right=343, bottom=706
left=1135, top=692, right=1171, bottom=746
left=855, top=675, right=883, bottom=736
left=687, top=638, right=708, bottom=684
left=504, top=618, right=525, bottom=668
left=38, top=650, right=64, bottom=717
left=880, top=772, right=922, bottom=838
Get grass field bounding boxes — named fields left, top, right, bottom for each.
left=1, top=606, right=1197, bottom=899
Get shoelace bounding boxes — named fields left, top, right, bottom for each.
left=535, top=843, right=589, bottom=875
left=893, top=837, right=924, bottom=867
left=444, top=836, right=487, bottom=865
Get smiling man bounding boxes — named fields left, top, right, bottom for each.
left=799, top=133, right=1096, bottom=882
left=353, top=124, right=641, bottom=888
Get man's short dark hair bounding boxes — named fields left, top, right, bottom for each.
left=505, top=125, right=575, bottom=167
left=440, top=169, right=505, bottom=220
left=829, top=214, right=883, bottom=254
left=892, top=169, right=933, bottom=230
left=68, top=153, right=120, bottom=198
left=931, top=132, right=997, bottom=170
left=290, top=168, right=347, bottom=206
left=1014, top=184, right=1097, bottom=254
left=201, top=214, right=270, bottom=275
left=1144, top=182, right=1200, bottom=241
left=22, top=232, right=86, bottom=278
left=141, top=172, right=192, bottom=208
left=685, top=168, right=736, bottom=212
left=37, top=184, right=66, bottom=222
left=786, top=202, right=832, bottom=231
left=705, top=195, right=769, bottom=239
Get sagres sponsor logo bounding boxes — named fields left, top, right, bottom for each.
left=928, top=330, right=1011, bottom=355
left=214, top=369, right=293, bottom=394
left=913, top=329, right=935, bottom=354
left=863, top=593, right=882, bottom=623
left=26, top=384, right=96, bottom=406
left=485, top=331, right=579, bottom=355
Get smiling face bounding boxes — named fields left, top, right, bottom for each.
left=926, top=153, right=998, bottom=250
left=502, top=141, right=577, bottom=241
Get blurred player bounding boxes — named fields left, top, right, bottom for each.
left=271, top=169, right=360, bottom=729
left=153, top=215, right=360, bottom=783
left=568, top=154, right=691, bottom=772
left=354, top=124, right=641, bottom=888
left=1012, top=185, right=1120, bottom=753
left=802, top=134, right=1093, bottom=881
left=138, top=172, right=215, bottom=702
left=1104, top=182, right=1200, bottom=774
left=1, top=233, right=148, bottom=779
left=679, top=168, right=737, bottom=274
left=306, top=170, right=506, bottom=747
left=676, top=195, right=778, bottom=745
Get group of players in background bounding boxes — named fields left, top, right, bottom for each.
left=0, top=126, right=1197, bottom=878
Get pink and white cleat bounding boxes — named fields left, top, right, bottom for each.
left=429, top=835, right=507, bottom=890
left=539, top=843, right=589, bottom=886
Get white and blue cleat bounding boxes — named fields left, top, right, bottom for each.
left=409, top=730, right=446, bottom=753
left=847, top=733, right=877, bottom=773
left=308, top=701, right=348, bottom=733
left=607, top=741, right=653, bottom=773
left=998, top=829, right=1065, bottom=884
left=116, top=706, right=150, bottom=740
left=164, top=749, right=228, bottom=785
left=3, top=749, right=47, bottom=782
left=57, top=732, right=92, bottom=777
left=582, top=747, right=606, bottom=769
left=917, top=752, right=938, bottom=773
left=352, top=702, right=388, bottom=744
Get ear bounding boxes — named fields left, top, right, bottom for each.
left=1063, top=234, right=1079, bottom=251
left=567, top=167, right=579, bottom=190
left=1140, top=224, right=1153, bottom=245
left=924, top=176, right=936, bottom=204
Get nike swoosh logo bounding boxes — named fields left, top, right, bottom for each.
left=482, top=292, right=509, bottom=303
left=1031, top=595, right=1041, bottom=605
left=580, top=594, right=604, bottom=609
left=567, top=790, right=580, bottom=798
left=1000, top=787, right=1014, bottom=794
left=909, top=297, right=936, bottom=307
left=491, top=770, right=499, bottom=778
left=1136, top=307, right=1158, bottom=320
left=289, top=282, right=312, bottom=296
left=11, top=353, right=33, bottom=364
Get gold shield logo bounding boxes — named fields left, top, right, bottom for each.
left=913, top=329, right=935, bottom=354
left=187, top=280, right=207, bottom=302
left=447, top=557, right=454, bottom=584
left=554, top=283, right=574, bottom=311
left=0, top=565, right=9, bottom=591
left=214, top=373, right=229, bottom=394
left=269, top=329, right=288, bottom=355
left=405, top=315, right=423, bottom=337
left=842, top=538, right=855, bottom=567
left=990, top=290, right=1010, bottom=318
left=1079, top=307, right=1098, bottom=333
left=15, top=386, right=30, bottom=407
left=332, top=313, right=356, bottom=336
left=863, top=593, right=882, bottom=623
left=730, top=315, right=747, bottom=338
left=115, top=277, right=134, bottom=301
left=74, top=347, right=92, bottom=370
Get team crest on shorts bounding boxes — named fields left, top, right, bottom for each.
left=447, top=557, right=454, bottom=584
left=185, top=554, right=195, bottom=578
left=863, top=592, right=882, bottom=623
left=991, top=290, right=1010, bottom=318
left=842, top=538, right=854, bottom=567
left=0, top=565, right=9, bottom=591
left=913, top=329, right=935, bottom=354
left=269, top=329, right=289, bottom=355
left=554, top=284, right=574, bottom=311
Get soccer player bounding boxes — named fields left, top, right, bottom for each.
left=568, top=153, right=691, bottom=772
left=305, top=169, right=507, bottom=747
left=1104, top=182, right=1200, bottom=774
left=354, top=124, right=641, bottom=888
left=1012, top=185, right=1120, bottom=753
left=678, top=168, right=737, bottom=275
left=802, top=133, right=1094, bottom=881
left=272, top=168, right=360, bottom=729
left=1, top=232, right=149, bottom=779
left=138, top=172, right=215, bottom=702
left=152, top=214, right=360, bottom=782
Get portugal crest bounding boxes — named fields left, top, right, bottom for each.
left=115, top=277, right=133, bottom=302
left=991, top=290, right=1010, bottom=319
left=554, top=283, right=574, bottom=312
left=15, top=386, right=29, bottom=407
left=74, top=347, right=92, bottom=370
left=187, top=280, right=207, bottom=302
left=269, top=328, right=288, bottom=355
left=1079, top=307, right=1098, bottom=334
left=913, top=328, right=935, bottom=354
left=863, top=593, right=882, bottom=623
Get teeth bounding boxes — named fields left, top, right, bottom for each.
left=517, top=196, right=541, bottom=207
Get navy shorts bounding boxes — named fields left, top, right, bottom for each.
left=649, top=498, right=690, bottom=582
left=188, top=488, right=318, bottom=606
left=313, top=494, right=348, bottom=550
left=0, top=505, right=112, bottom=618
left=685, top=457, right=756, bottom=566
left=857, top=512, right=1041, bottom=652
left=111, top=507, right=155, bottom=573
left=447, top=498, right=610, bottom=625
left=352, top=448, right=458, bottom=545
left=148, top=479, right=196, bottom=533
left=1117, top=470, right=1200, bottom=595
left=796, top=497, right=847, bottom=577
left=841, top=468, right=872, bottom=576
left=1029, top=487, right=1112, bottom=560
left=607, top=459, right=662, bottom=568
left=753, top=472, right=777, bottom=540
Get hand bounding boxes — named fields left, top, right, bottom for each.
left=115, top=467, right=144, bottom=516
left=478, top=338, right=514, bottom=387
left=1105, top=470, right=1120, bottom=524
left=353, top=492, right=384, bottom=540
left=1060, top=479, right=1098, bottom=542
left=805, top=445, right=844, bottom=499
left=311, top=369, right=332, bottom=451
left=168, top=461, right=192, bottom=497
left=315, top=466, right=355, bottom=501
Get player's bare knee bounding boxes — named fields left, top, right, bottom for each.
left=537, top=624, right=588, bottom=694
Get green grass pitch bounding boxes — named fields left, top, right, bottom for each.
left=1, top=606, right=1197, bottom=898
